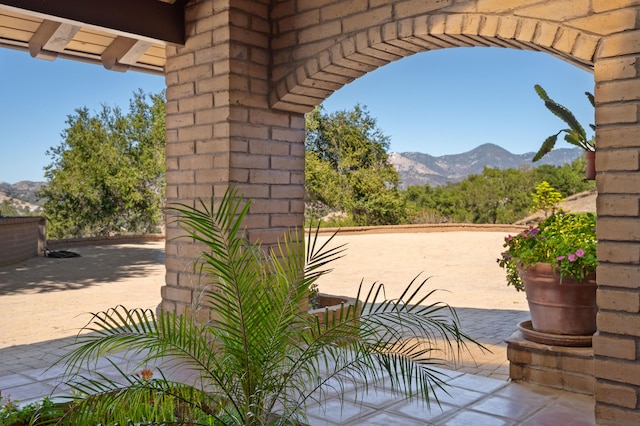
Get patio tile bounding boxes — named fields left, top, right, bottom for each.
left=431, top=385, right=485, bottom=407
left=446, top=373, right=508, bottom=394
left=343, top=386, right=407, bottom=409
left=521, top=393, right=595, bottom=426
left=0, top=372, right=32, bottom=389
left=0, top=381, right=55, bottom=405
left=305, top=395, right=376, bottom=425
left=522, top=404, right=595, bottom=425
left=339, top=410, right=426, bottom=426
left=21, top=363, right=67, bottom=381
left=493, top=382, right=560, bottom=405
left=435, top=410, right=515, bottom=426
left=468, top=395, right=540, bottom=421
left=312, top=374, right=362, bottom=397
left=430, top=366, right=465, bottom=381
left=386, top=397, right=457, bottom=422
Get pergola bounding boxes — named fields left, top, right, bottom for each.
left=0, top=0, right=184, bottom=74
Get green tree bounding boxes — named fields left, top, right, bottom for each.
left=534, top=158, right=594, bottom=197
left=305, top=105, right=404, bottom=225
left=531, top=181, right=563, bottom=217
left=402, top=157, right=596, bottom=225
left=39, top=90, right=165, bottom=239
left=0, top=200, right=18, bottom=217
left=404, top=167, right=535, bottom=224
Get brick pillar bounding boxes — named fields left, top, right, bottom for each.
left=160, top=0, right=305, bottom=315
left=592, top=33, right=640, bottom=425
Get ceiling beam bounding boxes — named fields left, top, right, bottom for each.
left=102, top=36, right=152, bottom=72
left=0, top=0, right=185, bottom=45
left=28, top=19, right=79, bottom=60
left=0, top=41, right=164, bottom=75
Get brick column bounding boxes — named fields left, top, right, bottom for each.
left=592, top=30, right=640, bottom=425
left=160, top=0, right=305, bottom=315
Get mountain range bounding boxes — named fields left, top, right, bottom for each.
left=0, top=144, right=583, bottom=210
left=390, top=143, right=583, bottom=188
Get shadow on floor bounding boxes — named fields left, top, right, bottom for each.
left=0, top=306, right=530, bottom=380
left=0, top=243, right=165, bottom=296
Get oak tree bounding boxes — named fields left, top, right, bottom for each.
left=39, top=90, right=165, bottom=239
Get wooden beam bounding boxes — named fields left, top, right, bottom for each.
left=28, top=19, right=79, bottom=60
left=0, top=0, right=185, bottom=44
left=102, top=36, right=152, bottom=71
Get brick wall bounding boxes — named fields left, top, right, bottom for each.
left=269, top=1, right=608, bottom=114
left=593, top=30, right=640, bottom=424
left=0, top=217, right=45, bottom=267
left=161, top=2, right=640, bottom=422
left=161, top=0, right=305, bottom=316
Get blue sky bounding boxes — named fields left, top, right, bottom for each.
left=1, top=46, right=594, bottom=184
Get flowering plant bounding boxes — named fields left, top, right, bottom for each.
left=497, top=211, right=597, bottom=291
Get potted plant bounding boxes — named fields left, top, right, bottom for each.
left=49, top=186, right=483, bottom=426
left=497, top=210, right=598, bottom=340
left=532, top=84, right=596, bottom=180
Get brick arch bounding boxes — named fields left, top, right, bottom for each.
left=270, top=14, right=601, bottom=114
left=162, top=2, right=640, bottom=422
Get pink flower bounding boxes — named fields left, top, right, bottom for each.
left=556, top=255, right=565, bottom=261
left=568, top=253, right=576, bottom=262
left=576, top=249, right=585, bottom=257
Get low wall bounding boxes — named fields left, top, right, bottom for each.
left=507, top=332, right=594, bottom=395
left=316, top=223, right=526, bottom=235
left=0, top=216, right=46, bottom=267
left=47, top=233, right=165, bottom=249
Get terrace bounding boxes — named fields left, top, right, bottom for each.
left=0, top=230, right=595, bottom=424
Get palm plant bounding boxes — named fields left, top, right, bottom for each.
left=51, top=186, right=481, bottom=425
left=533, top=84, right=595, bottom=162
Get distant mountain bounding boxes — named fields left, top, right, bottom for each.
left=390, top=143, right=583, bottom=188
left=0, top=181, right=45, bottom=214
left=1, top=144, right=582, bottom=207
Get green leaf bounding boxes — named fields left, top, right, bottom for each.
left=533, top=134, right=559, bottom=162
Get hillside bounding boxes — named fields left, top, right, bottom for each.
left=390, top=143, right=583, bottom=188
left=0, top=181, right=44, bottom=215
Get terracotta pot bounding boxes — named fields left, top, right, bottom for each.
left=518, top=263, right=597, bottom=336
left=585, top=150, right=596, bottom=180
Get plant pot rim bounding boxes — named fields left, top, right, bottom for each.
left=517, top=262, right=596, bottom=284
left=308, top=293, right=357, bottom=315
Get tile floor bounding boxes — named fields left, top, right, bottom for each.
left=303, top=369, right=596, bottom=425
left=0, top=344, right=596, bottom=425
left=0, top=239, right=597, bottom=424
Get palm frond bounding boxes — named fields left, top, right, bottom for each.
left=53, top=185, right=483, bottom=426
left=305, top=225, right=347, bottom=282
